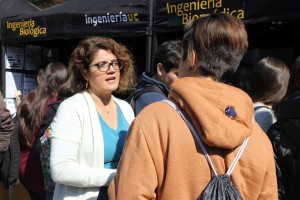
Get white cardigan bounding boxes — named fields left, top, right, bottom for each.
left=50, top=91, right=134, bottom=200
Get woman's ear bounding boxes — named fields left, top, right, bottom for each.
left=80, top=69, right=89, bottom=81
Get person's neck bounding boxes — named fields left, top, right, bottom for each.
left=153, top=74, right=161, bottom=82
left=88, top=90, right=113, bottom=106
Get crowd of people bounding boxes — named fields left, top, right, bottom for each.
left=0, top=13, right=299, bottom=200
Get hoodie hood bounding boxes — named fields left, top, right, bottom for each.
left=169, top=77, right=254, bottom=149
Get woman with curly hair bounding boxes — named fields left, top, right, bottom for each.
left=50, top=36, right=135, bottom=200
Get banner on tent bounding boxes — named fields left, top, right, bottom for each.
left=4, top=17, right=47, bottom=39
left=1, top=0, right=150, bottom=40
left=158, top=0, right=244, bottom=27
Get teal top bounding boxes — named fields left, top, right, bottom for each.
left=97, top=104, right=129, bottom=169
left=97, top=104, right=129, bottom=200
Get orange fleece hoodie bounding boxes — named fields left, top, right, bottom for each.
left=108, top=77, right=277, bottom=200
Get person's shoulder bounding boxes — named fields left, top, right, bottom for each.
left=57, top=93, right=86, bottom=114
left=250, top=122, right=274, bottom=150
left=60, top=93, right=84, bottom=105
left=135, top=100, right=174, bottom=121
left=138, top=89, right=166, bottom=102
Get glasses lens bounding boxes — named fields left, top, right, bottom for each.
left=92, top=60, right=123, bottom=72
left=98, top=63, right=108, bottom=72
left=117, top=60, right=123, bottom=69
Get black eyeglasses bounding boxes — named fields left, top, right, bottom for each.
left=89, top=60, right=123, bottom=72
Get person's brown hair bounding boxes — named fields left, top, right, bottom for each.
left=249, top=57, right=290, bottom=105
left=67, top=36, right=135, bottom=94
left=18, top=62, right=68, bottom=148
left=181, top=13, right=248, bottom=81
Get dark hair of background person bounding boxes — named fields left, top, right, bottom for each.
left=229, top=59, right=253, bottom=95
left=65, top=36, right=135, bottom=95
left=286, top=56, right=300, bottom=97
left=18, top=62, right=68, bottom=148
left=152, top=40, right=182, bottom=74
left=249, top=57, right=290, bottom=105
left=181, top=13, right=248, bottom=82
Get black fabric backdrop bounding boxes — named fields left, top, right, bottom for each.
left=0, top=0, right=40, bottom=40
left=2, top=0, right=300, bottom=73
left=154, top=0, right=300, bottom=33
left=2, top=0, right=300, bottom=41
left=1, top=0, right=149, bottom=41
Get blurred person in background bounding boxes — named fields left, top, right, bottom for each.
left=18, top=62, right=68, bottom=200
left=130, top=40, right=182, bottom=115
left=248, top=57, right=290, bottom=133
left=267, top=56, right=300, bottom=200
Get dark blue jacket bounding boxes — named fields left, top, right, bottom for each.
left=134, top=72, right=169, bottom=115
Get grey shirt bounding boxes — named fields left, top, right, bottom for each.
left=254, top=102, right=276, bottom=133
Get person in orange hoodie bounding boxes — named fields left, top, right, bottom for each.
left=108, top=13, right=277, bottom=200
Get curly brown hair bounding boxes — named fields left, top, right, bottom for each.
left=67, top=36, right=135, bottom=94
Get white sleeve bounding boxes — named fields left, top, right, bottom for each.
left=50, top=99, right=116, bottom=187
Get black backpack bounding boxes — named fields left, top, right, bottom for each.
left=126, top=85, right=165, bottom=109
left=163, top=100, right=249, bottom=200
left=0, top=117, right=20, bottom=200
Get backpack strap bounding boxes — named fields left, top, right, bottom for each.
left=226, top=138, right=249, bottom=176
left=163, top=99, right=250, bottom=176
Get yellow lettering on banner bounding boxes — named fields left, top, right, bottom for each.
left=177, top=3, right=183, bottom=16
left=200, top=1, right=207, bottom=9
left=30, top=19, right=35, bottom=28
left=183, top=3, right=189, bottom=12
left=182, top=13, right=209, bottom=24
left=127, top=14, right=134, bottom=21
left=220, top=8, right=244, bottom=19
left=20, top=27, right=47, bottom=37
left=236, top=10, right=244, bottom=19
left=166, top=0, right=223, bottom=13
left=6, top=18, right=46, bottom=37
left=133, top=13, right=139, bottom=21
left=166, top=0, right=244, bottom=24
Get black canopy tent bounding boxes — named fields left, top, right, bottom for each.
left=2, top=0, right=300, bottom=76
left=154, top=0, right=300, bottom=32
left=2, top=0, right=150, bottom=40
left=0, top=0, right=40, bottom=94
left=153, top=0, right=300, bottom=66
left=1, top=0, right=155, bottom=74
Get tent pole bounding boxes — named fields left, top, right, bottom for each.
left=145, top=0, right=155, bottom=72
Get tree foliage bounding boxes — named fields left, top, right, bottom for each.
left=28, top=0, right=65, bottom=9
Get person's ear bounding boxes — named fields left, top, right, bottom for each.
left=80, top=69, right=89, bottom=82
left=189, top=50, right=197, bottom=70
left=156, top=63, right=165, bottom=76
